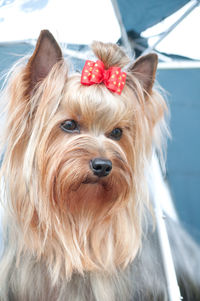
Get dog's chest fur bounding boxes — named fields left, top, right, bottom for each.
left=4, top=229, right=168, bottom=301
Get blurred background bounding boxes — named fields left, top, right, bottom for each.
left=0, top=0, right=200, bottom=243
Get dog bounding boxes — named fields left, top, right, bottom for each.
left=0, top=30, right=199, bottom=300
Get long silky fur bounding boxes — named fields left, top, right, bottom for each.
left=0, top=36, right=199, bottom=301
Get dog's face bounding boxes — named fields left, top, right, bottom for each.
left=2, top=31, right=166, bottom=279
left=37, top=74, right=134, bottom=216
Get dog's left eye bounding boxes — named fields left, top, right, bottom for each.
left=109, top=128, right=123, bottom=140
left=60, top=120, right=79, bottom=133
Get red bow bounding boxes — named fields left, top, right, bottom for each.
left=81, top=60, right=126, bottom=95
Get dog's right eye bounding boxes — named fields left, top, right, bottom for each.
left=60, top=120, right=79, bottom=133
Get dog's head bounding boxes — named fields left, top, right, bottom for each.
left=1, top=30, right=167, bottom=280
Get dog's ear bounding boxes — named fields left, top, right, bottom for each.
left=26, top=30, right=63, bottom=90
left=128, top=53, right=158, bottom=97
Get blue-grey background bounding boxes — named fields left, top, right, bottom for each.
left=157, top=67, right=200, bottom=242
left=0, top=43, right=200, bottom=243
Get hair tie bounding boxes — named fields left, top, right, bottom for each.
left=81, top=60, right=126, bottom=95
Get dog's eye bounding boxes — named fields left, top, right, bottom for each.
left=60, top=120, right=79, bottom=133
left=109, top=128, right=123, bottom=140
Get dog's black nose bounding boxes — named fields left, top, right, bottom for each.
left=90, top=158, right=112, bottom=177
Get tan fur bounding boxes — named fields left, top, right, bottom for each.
left=0, top=31, right=167, bottom=300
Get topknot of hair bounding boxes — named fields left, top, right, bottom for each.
left=91, top=41, right=130, bottom=70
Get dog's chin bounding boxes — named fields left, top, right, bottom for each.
left=66, top=174, right=118, bottom=204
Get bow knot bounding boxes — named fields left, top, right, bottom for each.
left=81, top=60, right=126, bottom=95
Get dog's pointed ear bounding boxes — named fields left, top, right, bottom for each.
left=128, top=53, right=158, bottom=97
left=27, top=30, right=63, bottom=90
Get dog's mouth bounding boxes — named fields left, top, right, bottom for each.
left=82, top=178, right=99, bottom=184
left=82, top=175, right=112, bottom=191
left=82, top=175, right=104, bottom=185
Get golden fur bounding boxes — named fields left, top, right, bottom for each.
left=0, top=30, right=167, bottom=300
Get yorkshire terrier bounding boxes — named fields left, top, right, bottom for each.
left=0, top=30, right=199, bottom=301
